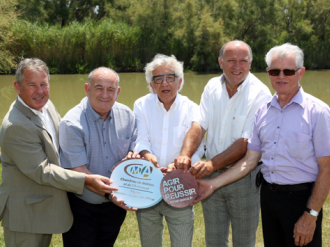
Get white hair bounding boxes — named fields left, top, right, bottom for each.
left=145, top=54, right=184, bottom=93
left=265, top=43, right=304, bottom=68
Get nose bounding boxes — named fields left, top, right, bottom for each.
left=278, top=70, right=286, bottom=78
left=233, top=60, right=240, bottom=69
left=160, top=77, right=169, bottom=85
left=35, top=85, right=43, bottom=94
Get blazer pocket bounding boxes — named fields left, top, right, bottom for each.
left=25, top=195, right=53, bottom=205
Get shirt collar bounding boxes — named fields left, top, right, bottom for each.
left=87, top=98, right=113, bottom=122
left=270, top=86, right=305, bottom=109
left=17, top=95, right=48, bottom=116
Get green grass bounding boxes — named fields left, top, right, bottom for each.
left=0, top=161, right=329, bottom=246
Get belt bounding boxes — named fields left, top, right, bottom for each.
left=263, top=180, right=314, bottom=192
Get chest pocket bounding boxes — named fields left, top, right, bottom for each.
left=231, top=115, right=246, bottom=141
left=286, top=131, right=313, bottom=161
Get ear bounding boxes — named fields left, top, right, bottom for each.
left=14, top=81, right=21, bottom=94
left=115, top=86, right=121, bottom=101
left=298, top=67, right=305, bottom=81
left=149, top=82, right=155, bottom=93
left=249, top=60, right=252, bottom=69
left=84, top=83, right=89, bottom=94
left=266, top=67, right=271, bottom=80
left=218, top=57, right=223, bottom=69
left=178, top=78, right=183, bottom=88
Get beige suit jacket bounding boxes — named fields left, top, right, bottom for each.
left=0, top=99, right=85, bottom=234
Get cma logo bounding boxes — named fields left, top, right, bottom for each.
left=124, top=164, right=153, bottom=180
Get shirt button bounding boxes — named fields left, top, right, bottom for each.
left=271, top=157, right=274, bottom=160
left=274, top=142, right=276, bottom=144
left=277, top=126, right=280, bottom=129
left=271, top=172, right=274, bottom=174
left=233, top=117, right=235, bottom=120
left=104, top=142, right=106, bottom=144
left=164, top=128, right=166, bottom=130
left=106, top=156, right=108, bottom=159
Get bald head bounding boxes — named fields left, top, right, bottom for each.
left=219, top=40, right=253, bottom=62
left=88, top=67, right=120, bottom=88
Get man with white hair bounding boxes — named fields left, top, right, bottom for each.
left=133, top=54, right=204, bottom=247
left=191, top=43, right=330, bottom=247
left=172, top=40, right=272, bottom=247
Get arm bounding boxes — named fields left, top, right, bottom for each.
left=191, top=149, right=261, bottom=204
left=190, top=138, right=248, bottom=178
left=173, top=122, right=206, bottom=172
left=293, top=156, right=330, bottom=246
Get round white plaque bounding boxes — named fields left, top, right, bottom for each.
left=110, top=159, right=163, bottom=209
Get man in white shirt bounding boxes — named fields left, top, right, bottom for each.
left=133, top=54, right=204, bottom=247
left=172, top=40, right=272, bottom=247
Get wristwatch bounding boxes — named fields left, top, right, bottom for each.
left=305, top=207, right=319, bottom=217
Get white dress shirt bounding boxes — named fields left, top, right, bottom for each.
left=18, top=96, right=59, bottom=155
left=194, top=72, right=272, bottom=162
left=134, top=93, right=204, bottom=168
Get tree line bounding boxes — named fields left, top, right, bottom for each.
left=1, top=0, right=330, bottom=73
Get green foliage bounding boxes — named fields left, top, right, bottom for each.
left=10, top=19, right=142, bottom=73
left=0, top=0, right=19, bottom=73
left=6, top=0, right=330, bottom=72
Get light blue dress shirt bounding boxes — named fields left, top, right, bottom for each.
left=59, top=97, right=137, bottom=203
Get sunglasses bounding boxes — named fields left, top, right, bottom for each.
left=268, top=68, right=301, bottom=76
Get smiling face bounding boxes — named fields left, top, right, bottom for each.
left=267, top=54, right=305, bottom=102
left=14, top=70, right=50, bottom=112
left=149, top=65, right=182, bottom=110
left=219, top=41, right=252, bottom=91
left=85, top=68, right=120, bottom=120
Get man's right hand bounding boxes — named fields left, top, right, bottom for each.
left=190, top=178, right=215, bottom=205
left=85, top=174, right=117, bottom=195
left=174, top=155, right=191, bottom=172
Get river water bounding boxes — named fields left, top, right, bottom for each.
left=1, top=70, right=330, bottom=121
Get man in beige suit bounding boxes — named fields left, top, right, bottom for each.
left=0, top=58, right=118, bottom=247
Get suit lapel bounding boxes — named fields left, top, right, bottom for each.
left=47, top=102, right=60, bottom=151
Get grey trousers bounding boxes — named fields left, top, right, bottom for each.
left=202, top=166, right=261, bottom=247
left=136, top=199, right=194, bottom=247
left=3, top=227, right=52, bottom=247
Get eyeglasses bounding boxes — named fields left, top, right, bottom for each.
left=268, top=68, right=301, bottom=76
left=152, top=74, right=177, bottom=84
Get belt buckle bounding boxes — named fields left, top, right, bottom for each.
left=269, top=183, right=277, bottom=191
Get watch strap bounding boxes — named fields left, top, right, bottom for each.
left=305, top=207, right=319, bottom=217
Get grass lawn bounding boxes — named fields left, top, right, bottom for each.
left=0, top=163, right=330, bottom=246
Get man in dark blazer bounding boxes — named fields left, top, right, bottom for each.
left=0, top=58, right=117, bottom=247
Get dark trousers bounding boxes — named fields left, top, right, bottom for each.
left=260, top=181, right=322, bottom=247
left=62, top=192, right=127, bottom=247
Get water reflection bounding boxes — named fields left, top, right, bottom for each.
left=1, top=70, right=330, bottom=122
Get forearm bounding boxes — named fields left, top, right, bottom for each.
left=307, top=156, right=330, bottom=211
left=210, top=138, right=248, bottom=170
left=180, top=122, right=205, bottom=158
left=209, top=149, right=260, bottom=189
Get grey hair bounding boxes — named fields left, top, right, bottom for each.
left=15, top=58, right=50, bottom=86
left=219, top=40, right=253, bottom=62
left=265, top=43, right=304, bottom=68
left=88, top=67, right=120, bottom=88
left=145, top=54, right=184, bottom=94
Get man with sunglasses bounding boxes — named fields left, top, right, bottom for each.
left=133, top=54, right=204, bottom=247
left=171, top=40, right=271, bottom=247
left=190, top=43, right=330, bottom=247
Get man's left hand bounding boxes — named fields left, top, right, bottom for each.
left=109, top=193, right=138, bottom=211
left=190, top=160, right=214, bottom=179
left=123, top=151, right=140, bottom=160
left=293, top=212, right=317, bottom=246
